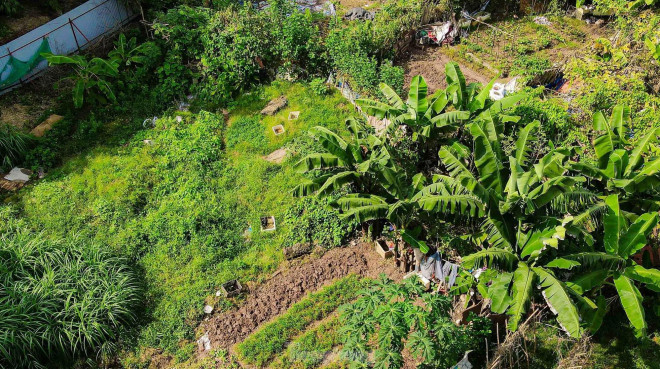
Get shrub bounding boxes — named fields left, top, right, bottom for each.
left=0, top=0, right=19, bottom=15
left=0, top=211, right=141, bottom=368
left=378, top=61, right=405, bottom=95
left=326, top=0, right=426, bottom=94
left=309, top=78, right=330, bottom=96
left=282, top=196, right=356, bottom=248
left=275, top=9, right=328, bottom=78
left=512, top=88, right=579, bottom=149
left=152, top=6, right=212, bottom=61
left=509, top=55, right=551, bottom=77
left=198, top=6, right=275, bottom=104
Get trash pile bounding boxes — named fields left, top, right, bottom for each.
left=327, top=73, right=360, bottom=104
left=416, top=252, right=461, bottom=291
left=3, top=167, right=31, bottom=182
left=415, top=1, right=492, bottom=47
left=458, top=11, right=491, bottom=29
left=176, top=94, right=195, bottom=111
left=489, top=77, right=519, bottom=101
left=528, top=68, right=565, bottom=91
left=197, top=333, right=212, bottom=352
left=1, top=167, right=31, bottom=192
left=143, top=116, right=158, bottom=128
left=416, top=22, right=458, bottom=46
left=451, top=352, right=473, bottom=369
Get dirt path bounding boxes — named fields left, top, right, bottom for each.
left=402, top=47, right=491, bottom=93
left=199, top=242, right=404, bottom=352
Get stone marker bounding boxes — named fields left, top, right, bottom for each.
left=261, top=96, right=288, bottom=115
left=283, top=242, right=314, bottom=260
left=31, top=114, right=63, bottom=137
left=263, top=148, right=288, bottom=164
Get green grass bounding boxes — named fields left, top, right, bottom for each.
left=235, top=275, right=364, bottom=367
left=4, top=81, right=357, bottom=362
left=226, top=115, right=269, bottom=153
left=269, top=315, right=342, bottom=369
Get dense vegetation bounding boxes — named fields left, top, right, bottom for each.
left=0, top=209, right=141, bottom=368
left=1, top=0, right=660, bottom=367
left=340, top=276, right=491, bottom=368
left=299, top=66, right=660, bottom=341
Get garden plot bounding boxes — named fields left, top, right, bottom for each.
left=234, top=275, right=363, bottom=367
left=269, top=315, right=343, bottom=369
left=402, top=16, right=601, bottom=91
left=197, top=242, right=403, bottom=358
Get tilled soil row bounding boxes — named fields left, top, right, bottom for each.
left=200, top=242, right=403, bottom=351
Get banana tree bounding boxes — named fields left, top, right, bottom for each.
left=569, top=106, right=660, bottom=225
left=294, top=118, right=446, bottom=247
left=293, top=119, right=415, bottom=235
left=549, top=194, right=660, bottom=338
left=355, top=63, right=524, bottom=142
left=418, top=119, right=595, bottom=337
left=43, top=53, right=119, bottom=108
left=108, top=33, right=157, bottom=68
left=419, top=119, right=585, bottom=247
left=293, top=118, right=395, bottom=198
left=462, top=216, right=597, bottom=338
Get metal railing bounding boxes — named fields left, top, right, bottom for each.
left=0, top=0, right=136, bottom=94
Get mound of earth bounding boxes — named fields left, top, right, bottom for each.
left=200, top=242, right=403, bottom=351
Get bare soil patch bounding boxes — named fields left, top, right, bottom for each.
left=0, top=0, right=87, bottom=44
left=199, top=242, right=403, bottom=352
left=0, top=63, right=65, bottom=130
left=402, top=46, right=491, bottom=93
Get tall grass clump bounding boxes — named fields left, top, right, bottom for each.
left=0, top=124, right=31, bottom=170
left=0, top=213, right=141, bottom=368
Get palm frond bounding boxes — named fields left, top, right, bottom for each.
left=294, top=153, right=345, bottom=173
left=514, top=120, right=540, bottom=168
left=533, top=267, right=583, bottom=338
left=469, top=120, right=504, bottom=192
